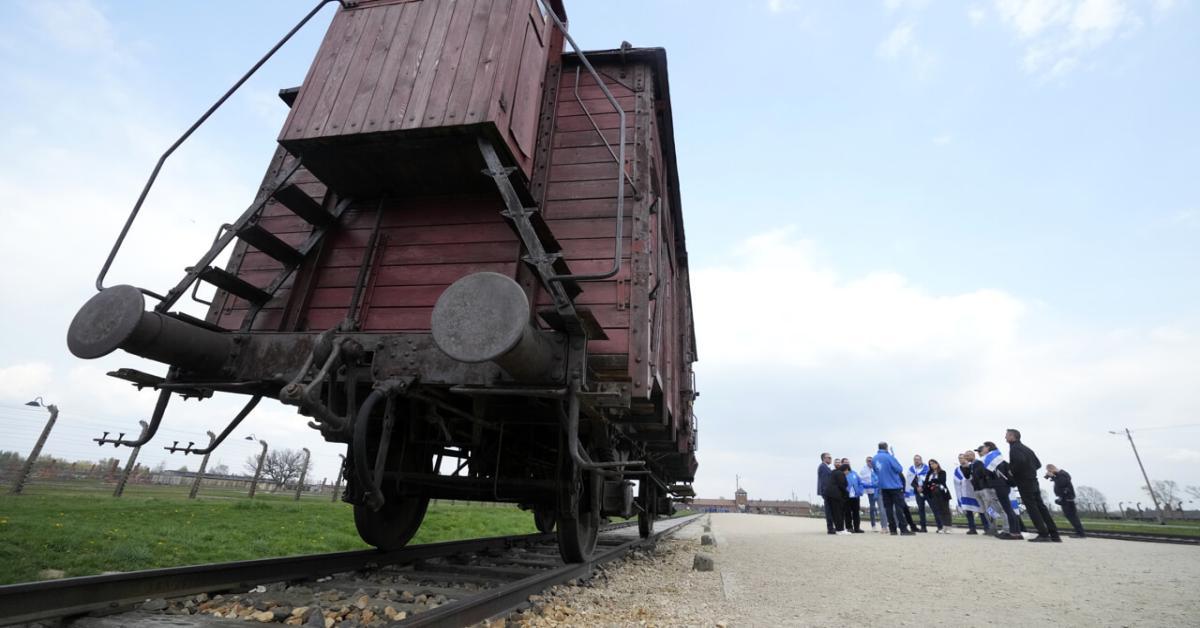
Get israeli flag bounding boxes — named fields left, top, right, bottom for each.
left=982, top=449, right=1004, bottom=473
left=905, top=464, right=928, bottom=499
left=954, top=466, right=982, bottom=513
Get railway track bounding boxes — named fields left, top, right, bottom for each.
left=0, top=514, right=701, bottom=627
left=943, top=523, right=1200, bottom=545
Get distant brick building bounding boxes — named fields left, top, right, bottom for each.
left=688, top=487, right=811, bottom=516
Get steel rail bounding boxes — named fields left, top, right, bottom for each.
left=0, top=531, right=550, bottom=626
left=399, top=514, right=700, bottom=627
left=0, top=517, right=686, bottom=626
left=947, top=522, right=1200, bottom=545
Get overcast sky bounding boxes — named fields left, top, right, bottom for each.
left=1, top=0, right=1197, bottom=509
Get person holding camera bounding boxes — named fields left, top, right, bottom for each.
left=1046, top=464, right=1086, bottom=538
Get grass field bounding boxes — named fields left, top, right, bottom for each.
left=0, top=485, right=537, bottom=585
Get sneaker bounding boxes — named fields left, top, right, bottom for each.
left=852, top=529, right=865, bottom=534
left=966, top=530, right=979, bottom=535
left=1027, top=535, right=1052, bottom=543
left=838, top=530, right=853, bottom=535
left=1008, top=533, right=1025, bottom=540
left=827, top=531, right=837, bottom=535
left=1050, top=536, right=1063, bottom=543
left=890, top=531, right=899, bottom=535
left=900, top=530, right=916, bottom=536
left=993, top=532, right=1011, bottom=540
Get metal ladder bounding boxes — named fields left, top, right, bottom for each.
left=159, top=157, right=353, bottom=331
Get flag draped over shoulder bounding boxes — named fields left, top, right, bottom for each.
left=954, top=466, right=982, bottom=513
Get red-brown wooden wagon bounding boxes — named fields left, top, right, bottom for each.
left=67, top=0, right=697, bottom=562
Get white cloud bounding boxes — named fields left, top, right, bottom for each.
left=690, top=229, right=1200, bottom=504
left=694, top=228, right=1024, bottom=369
left=1165, top=449, right=1200, bottom=462
left=0, top=363, right=54, bottom=402
left=877, top=20, right=939, bottom=75
left=885, top=0, right=934, bottom=10
left=766, top=0, right=801, bottom=13
left=968, top=3, right=989, bottom=24
left=990, top=0, right=1167, bottom=77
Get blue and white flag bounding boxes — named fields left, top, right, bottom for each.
left=905, top=463, right=929, bottom=498
left=954, top=466, right=982, bottom=513
left=982, top=449, right=1004, bottom=474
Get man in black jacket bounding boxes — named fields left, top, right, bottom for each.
left=1046, top=464, right=1086, bottom=538
left=1006, top=429, right=1060, bottom=542
left=817, top=452, right=834, bottom=534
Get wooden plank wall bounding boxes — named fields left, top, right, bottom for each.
left=280, top=0, right=549, bottom=178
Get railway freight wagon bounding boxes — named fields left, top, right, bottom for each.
left=67, top=0, right=697, bottom=562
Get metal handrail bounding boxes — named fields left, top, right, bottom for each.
left=535, top=0, right=628, bottom=283
left=95, top=0, right=345, bottom=300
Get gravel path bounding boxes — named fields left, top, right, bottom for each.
left=496, top=514, right=1200, bottom=627
left=712, top=513, right=1200, bottom=627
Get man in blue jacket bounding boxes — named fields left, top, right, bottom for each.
left=817, top=452, right=834, bottom=534
left=878, top=441, right=912, bottom=535
left=873, top=442, right=915, bottom=535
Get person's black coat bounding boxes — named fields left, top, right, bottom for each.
left=1008, top=440, right=1042, bottom=482
left=817, top=463, right=831, bottom=496
left=1052, top=470, right=1076, bottom=501
left=922, top=468, right=951, bottom=503
left=969, top=459, right=989, bottom=491
left=824, top=468, right=848, bottom=501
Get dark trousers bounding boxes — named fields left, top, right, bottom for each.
left=827, top=497, right=846, bottom=531
left=930, top=494, right=952, bottom=529
left=824, top=498, right=835, bottom=532
left=994, top=485, right=1022, bottom=533
left=1017, top=481, right=1059, bottom=538
left=966, top=511, right=990, bottom=532
left=1061, top=500, right=1086, bottom=536
left=914, top=492, right=929, bottom=531
left=881, top=489, right=911, bottom=532
left=844, top=497, right=861, bottom=531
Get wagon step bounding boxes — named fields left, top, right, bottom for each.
left=272, top=183, right=332, bottom=226
left=197, top=267, right=272, bottom=305
left=237, top=223, right=304, bottom=265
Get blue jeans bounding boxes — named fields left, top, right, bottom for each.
left=866, top=492, right=878, bottom=526
left=914, top=492, right=929, bottom=531
left=875, top=491, right=889, bottom=529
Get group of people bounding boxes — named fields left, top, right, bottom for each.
left=817, top=429, right=1088, bottom=542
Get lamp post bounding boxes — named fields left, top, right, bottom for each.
left=1110, top=428, right=1165, bottom=525
left=10, top=398, right=59, bottom=495
left=247, top=435, right=267, bottom=499
left=331, top=453, right=345, bottom=503
left=294, top=447, right=310, bottom=501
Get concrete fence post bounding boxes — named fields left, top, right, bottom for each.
left=331, top=453, right=345, bottom=502
left=10, top=402, right=59, bottom=495
left=248, top=440, right=268, bottom=498
left=188, top=431, right=218, bottom=499
left=294, top=447, right=310, bottom=501
left=113, top=420, right=149, bottom=498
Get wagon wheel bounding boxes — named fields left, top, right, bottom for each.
left=354, top=490, right=429, bottom=550
left=556, top=438, right=600, bottom=562
left=534, top=507, right=557, bottom=533
left=638, top=479, right=657, bottom=538
left=352, top=397, right=431, bottom=551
